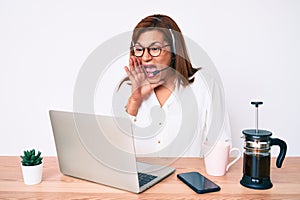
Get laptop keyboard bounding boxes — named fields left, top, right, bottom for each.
left=138, top=172, right=158, bottom=187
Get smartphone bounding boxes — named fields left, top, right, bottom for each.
left=177, top=172, right=221, bottom=194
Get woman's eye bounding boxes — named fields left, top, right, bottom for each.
left=135, top=47, right=143, bottom=52
left=150, top=47, right=160, bottom=51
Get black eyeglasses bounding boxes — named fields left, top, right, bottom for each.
left=131, top=44, right=170, bottom=57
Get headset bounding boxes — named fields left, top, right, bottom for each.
left=150, top=15, right=176, bottom=69
left=150, top=16, right=176, bottom=55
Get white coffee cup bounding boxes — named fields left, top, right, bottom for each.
left=203, top=141, right=241, bottom=176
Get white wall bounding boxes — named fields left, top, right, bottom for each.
left=1, top=0, right=299, bottom=156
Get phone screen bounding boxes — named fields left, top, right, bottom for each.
left=177, top=172, right=221, bottom=194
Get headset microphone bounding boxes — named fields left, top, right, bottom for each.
left=152, top=66, right=170, bottom=76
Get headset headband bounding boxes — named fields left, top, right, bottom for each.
left=150, top=16, right=176, bottom=54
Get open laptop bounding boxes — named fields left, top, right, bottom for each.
left=49, top=110, right=175, bottom=193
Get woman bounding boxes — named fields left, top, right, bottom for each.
left=118, top=14, right=231, bottom=157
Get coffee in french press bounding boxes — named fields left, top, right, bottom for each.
left=240, top=101, right=287, bottom=189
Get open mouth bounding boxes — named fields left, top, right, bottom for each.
left=143, top=65, right=158, bottom=78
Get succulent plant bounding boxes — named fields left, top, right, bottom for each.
left=20, top=149, right=43, bottom=166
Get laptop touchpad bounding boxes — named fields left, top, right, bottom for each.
left=137, top=162, right=153, bottom=172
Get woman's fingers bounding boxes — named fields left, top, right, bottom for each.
left=125, top=56, right=150, bottom=96
left=128, top=56, right=145, bottom=78
left=135, top=58, right=142, bottom=73
left=124, top=66, right=129, bottom=72
left=132, top=56, right=138, bottom=67
left=124, top=66, right=142, bottom=87
left=129, top=56, right=138, bottom=76
left=125, top=66, right=134, bottom=81
left=128, top=57, right=134, bottom=71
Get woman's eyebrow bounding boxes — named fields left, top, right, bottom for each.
left=134, top=41, right=164, bottom=47
left=149, top=41, right=163, bottom=46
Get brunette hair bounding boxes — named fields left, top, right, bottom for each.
left=120, top=14, right=200, bottom=87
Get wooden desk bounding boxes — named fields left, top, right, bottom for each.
left=0, top=156, right=299, bottom=199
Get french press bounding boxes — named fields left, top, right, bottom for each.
left=240, top=101, right=287, bottom=189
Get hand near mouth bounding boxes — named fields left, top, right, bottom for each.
left=124, top=56, right=164, bottom=116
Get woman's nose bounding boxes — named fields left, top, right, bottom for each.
left=142, top=48, right=152, bottom=62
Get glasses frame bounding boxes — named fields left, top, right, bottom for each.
left=131, top=44, right=170, bottom=57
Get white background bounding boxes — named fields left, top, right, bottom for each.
left=1, top=0, right=299, bottom=156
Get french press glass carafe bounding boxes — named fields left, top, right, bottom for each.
left=240, top=102, right=287, bottom=189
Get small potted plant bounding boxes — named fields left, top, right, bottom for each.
left=20, top=149, right=43, bottom=185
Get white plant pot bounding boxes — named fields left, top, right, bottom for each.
left=21, top=163, right=43, bottom=185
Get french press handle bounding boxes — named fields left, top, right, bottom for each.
left=270, top=138, right=287, bottom=168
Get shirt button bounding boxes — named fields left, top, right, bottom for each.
left=158, top=140, right=161, bottom=144
left=159, top=122, right=162, bottom=126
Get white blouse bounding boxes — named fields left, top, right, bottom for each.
left=114, top=70, right=232, bottom=157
